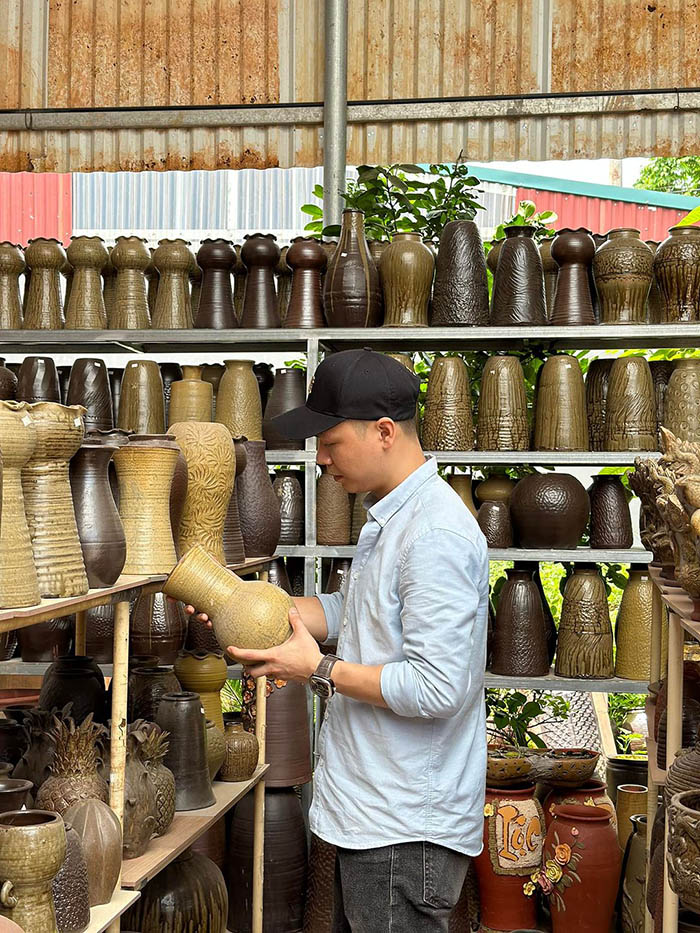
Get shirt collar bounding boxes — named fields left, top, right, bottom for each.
left=366, top=457, right=438, bottom=527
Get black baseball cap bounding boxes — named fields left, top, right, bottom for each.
left=269, top=348, right=421, bottom=439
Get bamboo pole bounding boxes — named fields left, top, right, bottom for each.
left=252, top=674, right=267, bottom=933
left=109, top=600, right=130, bottom=827
left=645, top=578, right=664, bottom=933
left=662, top=610, right=683, bottom=932
left=74, top=609, right=87, bottom=655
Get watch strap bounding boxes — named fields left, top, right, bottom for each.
left=314, top=654, right=340, bottom=681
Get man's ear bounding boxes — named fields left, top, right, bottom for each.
left=376, top=418, right=397, bottom=446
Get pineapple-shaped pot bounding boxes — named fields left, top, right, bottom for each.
left=123, top=726, right=158, bottom=859
left=12, top=705, right=61, bottom=792
left=36, top=714, right=108, bottom=815
left=141, top=726, right=176, bottom=838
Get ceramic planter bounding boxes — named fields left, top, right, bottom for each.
left=117, top=359, right=165, bottom=434
left=263, top=368, right=306, bottom=450
left=240, top=233, right=281, bottom=328
left=16, top=356, right=60, bottom=403
left=615, top=783, right=647, bottom=851
left=317, top=471, right=351, bottom=546
left=130, top=591, right=187, bottom=664
left=235, top=439, right=281, bottom=557
left=285, top=237, right=327, bottom=328
left=422, top=356, right=474, bottom=450
left=542, top=779, right=615, bottom=831
left=0, top=242, right=24, bottom=328
left=431, top=220, right=489, bottom=326
left=533, top=355, right=589, bottom=451
left=273, top=472, right=304, bottom=545
left=66, top=358, right=113, bottom=432
left=664, top=358, right=700, bottom=443
left=64, top=236, right=109, bottom=329
left=379, top=233, right=434, bottom=327
left=509, top=473, right=590, bottom=549
left=215, top=359, right=263, bottom=440
left=174, top=649, right=228, bottom=731
left=604, top=356, right=656, bottom=451
left=221, top=719, right=259, bottom=782
left=109, top=236, right=151, bottom=329
left=52, top=821, right=91, bottom=932
left=477, top=355, right=529, bottom=450
left=585, top=359, right=615, bottom=451
left=654, top=225, right=700, bottom=322
left=241, top=675, right=311, bottom=787
left=593, top=228, right=653, bottom=324
left=490, top=567, right=549, bottom=675
left=36, top=716, right=108, bottom=815
left=152, top=238, right=192, bottom=329
left=490, top=225, right=547, bottom=326
left=555, top=567, right=614, bottom=679
left=155, top=692, right=215, bottom=811
left=588, top=474, right=633, bottom=548
left=168, top=365, right=213, bottom=425
left=23, top=238, right=65, bottom=329
left=323, top=210, right=382, bottom=327
left=550, top=228, right=596, bottom=325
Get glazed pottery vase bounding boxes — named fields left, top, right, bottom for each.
left=285, top=237, right=327, bottom=328
left=621, top=814, right=647, bottom=933
left=152, top=238, right=192, bottom=328
left=616, top=784, right=648, bottom=851
left=0, top=242, right=24, bottom=328
left=604, top=356, right=656, bottom=450
left=475, top=473, right=517, bottom=504
left=422, top=356, right=474, bottom=450
left=83, top=604, right=115, bottom=663
left=267, top=556, right=292, bottom=594
left=215, top=359, right=263, bottom=440
left=431, top=220, right=489, bottom=326
left=263, top=368, right=306, bottom=450
left=159, top=362, right=183, bottom=423
left=663, top=358, right=700, bottom=443
left=490, top=568, right=549, bottom=675
left=490, top=225, right=547, bottom=326
left=585, top=358, right=615, bottom=451
left=0, top=778, right=32, bottom=814
left=515, top=559, right=557, bottom=662
left=66, top=358, right=113, bottom=431
left=550, top=228, right=597, bottom=325
left=155, top=691, right=215, bottom=811
left=654, top=225, right=700, bottom=322
left=369, top=238, right=389, bottom=319
left=555, top=567, right=614, bottom=678
left=509, top=473, right=590, bottom=548
left=240, top=234, right=281, bottom=328
left=23, top=238, right=65, bottom=329
left=593, top=228, right=653, bottom=324
left=323, top=210, right=382, bottom=327
left=39, top=655, right=107, bottom=724
left=0, top=401, right=40, bottom=608
left=542, top=779, right=615, bottom=830
left=221, top=718, right=259, bottom=782
left=129, top=665, right=180, bottom=722
left=606, top=757, right=650, bottom=806
left=205, top=720, right=226, bottom=780
left=108, top=368, right=122, bottom=421
left=650, top=359, right=674, bottom=448
left=222, top=436, right=247, bottom=565
left=276, top=246, right=292, bottom=322
left=145, top=249, right=158, bottom=318
left=226, top=787, right=307, bottom=933
left=195, top=239, right=237, bottom=328
left=273, top=472, right=304, bottom=545
left=668, top=790, right=700, bottom=912
left=17, top=617, right=72, bottom=662
left=588, top=474, right=633, bottom=548
left=0, top=357, right=18, bottom=400
left=164, top=544, right=292, bottom=650
left=473, top=784, right=544, bottom=933
left=22, top=402, right=88, bottom=598
left=0, top=810, right=66, bottom=933
left=616, top=569, right=664, bottom=680
left=241, top=675, right=311, bottom=787
left=201, top=363, right=225, bottom=409
left=174, top=649, right=227, bottom=731
left=0, top=723, right=26, bottom=768
left=447, top=474, right=479, bottom=518
left=533, top=355, right=589, bottom=451
left=108, top=236, right=151, bottom=329
left=70, top=442, right=126, bottom=587
left=235, top=439, right=281, bottom=557
left=125, top=847, right=228, bottom=933
left=117, top=359, right=165, bottom=434
left=141, top=727, right=176, bottom=837
left=477, top=501, right=513, bottom=548
left=52, top=821, right=91, bottom=933
left=122, top=730, right=158, bottom=859
left=540, top=238, right=558, bottom=319
left=36, top=716, right=108, bottom=814
left=477, top=355, right=529, bottom=450
left=168, top=365, right=213, bottom=425
left=130, top=591, right=187, bottom=664
left=233, top=245, right=247, bottom=322
left=544, top=804, right=621, bottom=933
left=64, top=236, right=109, bottom=329
left=317, top=470, right=351, bottom=546
left=16, top=356, right=60, bottom=403
left=101, top=251, right=116, bottom=323
left=379, top=233, right=434, bottom=327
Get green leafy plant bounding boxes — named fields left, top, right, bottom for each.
left=221, top=678, right=242, bottom=714
left=608, top=692, right=647, bottom=756
left=634, top=156, right=700, bottom=197
left=485, top=689, right=570, bottom=748
left=490, top=199, right=558, bottom=245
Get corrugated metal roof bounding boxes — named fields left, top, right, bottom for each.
left=0, top=172, right=72, bottom=245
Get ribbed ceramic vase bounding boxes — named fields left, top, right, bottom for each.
left=235, top=440, right=281, bottom=557
left=130, top=591, right=187, bottom=664
left=152, top=238, right=192, bottom=328
left=654, top=225, right=700, bottom=322
left=109, top=235, right=151, bottom=329
left=616, top=568, right=665, bottom=680
left=317, top=470, right=352, bottom=545
left=490, top=568, right=549, bottom=675
left=422, top=357, right=474, bottom=450
left=604, top=356, right=656, bottom=451
left=240, top=233, right=281, bottom=328
left=195, top=239, right=237, bottom=329
left=117, top=359, right=166, bottom=434
left=222, top=436, right=247, bottom=565
left=490, top=225, right=547, bottom=326
left=556, top=567, right=614, bottom=678
left=588, top=474, right=633, bottom=548
left=155, top=692, right=215, bottom=811
left=215, top=359, right=263, bottom=440
left=431, top=220, right=489, bottom=326
left=379, top=233, right=434, bottom=327
left=550, top=227, right=597, bottom=325
left=615, top=783, right=648, bottom=851
left=663, top=358, right=700, bottom=443
left=16, top=356, right=60, bottom=404
left=593, top=228, right=653, bottom=324
left=0, top=242, right=24, bottom=328
left=66, top=358, right=113, bottom=432
left=263, top=368, right=306, bottom=450
left=23, top=238, right=66, bottom=329
left=585, top=358, right=615, bottom=451
left=113, top=443, right=178, bottom=573
left=168, top=365, right=213, bottom=426
left=323, top=210, right=382, bottom=327
left=285, top=237, right=327, bottom=328
left=64, top=236, right=109, bottom=329
left=476, top=355, right=529, bottom=450
left=174, top=649, right=228, bottom=731
left=274, top=472, right=304, bottom=545
left=533, top=355, right=589, bottom=451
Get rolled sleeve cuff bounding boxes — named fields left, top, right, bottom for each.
left=380, top=660, right=422, bottom=718
left=316, top=592, right=344, bottom=645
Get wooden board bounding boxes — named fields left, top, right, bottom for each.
left=86, top=888, right=140, bottom=933
left=646, top=697, right=667, bottom=786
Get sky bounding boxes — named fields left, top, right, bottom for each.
left=472, top=158, right=649, bottom=188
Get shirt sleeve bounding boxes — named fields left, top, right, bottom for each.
left=316, top=591, right=345, bottom=645
left=380, top=527, right=488, bottom=719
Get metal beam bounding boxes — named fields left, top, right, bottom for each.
left=322, top=0, right=348, bottom=227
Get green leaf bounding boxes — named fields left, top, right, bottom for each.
left=312, top=184, right=324, bottom=199
left=538, top=210, right=557, bottom=221
left=395, top=163, right=424, bottom=174
left=676, top=204, right=700, bottom=227
left=321, top=224, right=341, bottom=237
left=301, top=203, right=323, bottom=218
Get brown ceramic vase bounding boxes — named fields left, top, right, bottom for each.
left=477, top=355, right=528, bottom=450
left=585, top=358, right=615, bottom=451
left=593, top=228, right=653, bottom=324
left=422, top=356, right=473, bottom=450
left=0, top=242, right=24, bottom=328
left=285, top=237, right=327, bottom=328
left=490, top=225, right=547, bottom=326
left=380, top=233, right=434, bottom=327
left=235, top=440, right=281, bottom=558
left=215, top=360, right=263, bottom=440
left=23, top=238, right=65, bottom=329
left=550, top=227, right=596, bottom=325
left=431, top=220, right=489, bottom=326
left=654, top=225, right=700, bottom=322
left=117, top=359, right=165, bottom=434
left=604, top=356, right=656, bottom=451
left=64, top=236, right=109, bottom=329
left=195, top=239, right=237, bottom=328
left=323, top=210, right=381, bottom=327
left=555, top=567, right=614, bottom=678
left=588, top=474, right=633, bottom=548
left=317, top=470, right=352, bottom=545
left=533, top=355, right=589, bottom=451
left=152, top=238, right=192, bottom=328
left=240, top=234, right=281, bottom=328
left=108, top=236, right=150, bottom=329
left=263, top=368, right=306, bottom=450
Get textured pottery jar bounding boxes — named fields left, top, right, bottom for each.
left=490, top=225, right=547, bottom=326
left=64, top=236, right=109, bottom=329
left=174, top=649, right=227, bottom=731
left=540, top=237, right=558, bottom=319
left=222, top=436, right=247, bottom=565
left=121, top=730, right=157, bottom=860
left=155, top=691, right=215, bottom=811
left=51, top=821, right=91, bottom=933
left=240, top=233, right=281, bottom=328
left=195, top=238, right=237, bottom=329
left=66, top=358, right=113, bottom=432
left=36, top=716, right=108, bottom=813
left=317, top=470, right=352, bottom=546
left=273, top=472, right=304, bottom=545
left=0, top=242, right=24, bottom=328
left=285, top=236, right=327, bottom=328
left=17, top=616, right=72, bottom=662
left=447, top=474, right=479, bottom=518
left=477, top=501, right=513, bottom=548
left=616, top=571, right=666, bottom=681
left=65, top=798, right=124, bottom=909
left=593, top=228, right=653, bottom=324
left=235, top=439, right=281, bottom=557
left=215, top=359, right=263, bottom=440
left=16, top=356, right=60, bottom=403
left=221, top=718, right=259, bottom=782
left=542, top=779, right=615, bottom=831
left=431, top=221, right=489, bottom=326
left=109, top=235, right=151, bottom=329
left=550, top=227, right=597, bottom=326
left=130, top=591, right=187, bottom=664
left=663, top=358, right=700, bottom=443
left=113, top=443, right=178, bottom=574
left=263, top=368, right=306, bottom=450
left=39, top=656, right=107, bottom=723
left=379, top=233, right=434, bottom=327
left=0, top=357, right=18, bottom=400
left=117, top=359, right=165, bottom=434
left=490, top=568, right=549, bottom=675
left=152, top=238, right=192, bottom=329
left=668, top=790, right=700, bottom=913
left=0, top=810, right=66, bottom=933
left=544, top=804, right=621, bottom=933
left=205, top=720, right=226, bottom=780
left=650, top=359, right=674, bottom=448
left=241, top=675, right=311, bottom=788
left=585, top=358, right=615, bottom=451
left=422, top=356, right=474, bottom=450
left=163, top=543, right=293, bottom=651
left=533, top=355, right=589, bottom=451
left=130, top=665, right=180, bottom=722
left=168, top=365, right=213, bottom=425
left=666, top=732, right=700, bottom=808
left=141, top=726, right=176, bottom=837
left=515, top=560, right=557, bottom=662
left=0, top=401, right=40, bottom=608
left=22, top=402, right=88, bottom=598
left=477, top=355, right=529, bottom=450
left=605, top=356, right=656, bottom=451
left=323, top=210, right=382, bottom=327
left=588, top=474, right=633, bottom=548
left=555, top=567, right=614, bottom=679
left=509, top=473, right=590, bottom=548
left=615, top=783, right=648, bottom=851
left=23, top=238, right=65, bottom=329
left=654, top=225, right=700, bottom=322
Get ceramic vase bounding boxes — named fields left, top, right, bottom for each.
left=152, top=238, right=192, bottom=328
left=540, top=238, right=558, bottom=319
left=83, top=605, right=115, bottom=663
left=515, top=559, right=557, bottom=662
left=195, top=239, right=237, bottom=328
left=490, top=225, right=547, bottom=326
left=276, top=246, right=292, bottom=323
left=285, top=237, right=327, bottom=328
left=122, top=730, right=157, bottom=859
left=620, top=814, right=647, bottom=933
left=550, top=228, right=597, bottom=325
left=101, top=251, right=116, bottom=323
left=215, top=359, right=263, bottom=440
left=16, top=356, right=60, bottom=403
left=323, top=210, right=382, bottom=327
left=221, top=718, right=259, bottom=782
left=36, top=715, right=108, bottom=812
left=130, top=665, right=180, bottom=722
left=542, top=779, right=615, bottom=830
left=222, top=436, right=247, bottom=565
left=145, top=249, right=158, bottom=318
left=130, top=591, right=187, bottom=664
left=168, top=365, right=213, bottom=425
left=241, top=675, right=311, bottom=788
left=616, top=570, right=666, bottom=682
left=447, top=474, right=479, bottom=518
left=63, top=798, right=121, bottom=907
left=490, top=567, right=549, bottom=675
left=477, top=501, right=513, bottom=548
left=663, top=358, right=700, bottom=443
left=273, top=472, right=304, bottom=545
left=117, top=359, right=165, bottom=434
left=205, top=720, right=226, bottom=780
left=555, top=567, right=614, bottom=678
left=593, top=228, right=653, bottom=324
left=317, top=470, right=351, bottom=546
left=533, top=355, right=589, bottom=451
left=109, top=236, right=151, bottom=328
left=155, top=691, right=215, bottom=811
left=23, top=238, right=65, bottom=329
left=235, top=440, right=281, bottom=558
left=64, top=236, right=109, bottom=329
left=17, top=616, right=72, bottom=662
left=585, top=358, right=615, bottom=451
left=174, top=649, right=227, bottom=731
left=422, top=356, right=474, bottom=450
left=0, top=357, right=18, bottom=400
left=379, top=233, right=434, bottom=327
left=645, top=240, right=664, bottom=322
left=475, top=474, right=516, bottom=504
left=240, top=234, right=281, bottom=328
left=263, top=368, right=306, bottom=450
left=510, top=473, right=590, bottom=548
left=0, top=242, right=24, bottom=328
left=588, top=474, right=633, bottom=548
left=650, top=359, right=674, bottom=448
left=654, top=225, right=700, bottom=322
left=477, top=355, right=529, bottom=450
left=39, top=656, right=107, bottom=724
left=52, top=821, right=91, bottom=932
left=616, top=784, right=648, bottom=851
left=233, top=244, right=247, bottom=322
left=431, top=220, right=489, bottom=326
left=604, top=356, right=656, bottom=451
left=66, top=358, right=113, bottom=432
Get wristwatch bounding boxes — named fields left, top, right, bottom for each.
left=309, top=655, right=340, bottom=699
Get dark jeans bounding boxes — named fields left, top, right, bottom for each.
left=332, top=841, right=470, bottom=932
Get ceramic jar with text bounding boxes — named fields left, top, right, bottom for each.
left=23, top=237, right=66, bottom=329
left=556, top=567, right=614, bottom=679
left=431, top=220, right=489, bottom=326
left=109, top=236, right=151, bottom=329
left=592, top=228, right=653, bottom=324
left=422, top=357, right=474, bottom=450
left=195, top=239, right=237, bottom=328
left=323, top=210, right=382, bottom=327
left=477, top=355, right=529, bottom=451
left=654, top=225, right=700, bottom=322
left=215, top=360, right=263, bottom=440
left=0, top=242, right=24, bottom=328
left=379, top=233, right=434, bottom=327
left=550, top=228, right=596, bottom=325
left=534, top=355, right=589, bottom=451
left=240, top=233, right=281, bottom=328
left=491, top=225, right=547, bottom=326
left=285, top=236, right=327, bottom=328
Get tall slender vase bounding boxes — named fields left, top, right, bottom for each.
left=616, top=568, right=666, bottom=680
left=654, top=225, right=700, bottom=322
left=490, top=567, right=549, bottom=675
left=533, top=355, right=589, bottom=450
left=555, top=567, right=614, bottom=678
left=285, top=237, right=327, bottom=328
left=240, top=233, right=281, bottom=328
left=263, top=368, right=306, bottom=450
left=195, top=239, right=237, bottom=328
left=109, top=236, right=151, bottom=329
left=490, top=225, right=547, bottom=326
left=23, top=238, right=65, bottom=329
left=593, top=228, right=653, bottom=324
left=663, top=358, right=700, bottom=444
left=155, top=692, right=215, bottom=811
left=422, top=357, right=474, bottom=450
left=380, top=233, right=434, bottom=327
left=235, top=440, right=281, bottom=557
left=604, top=356, right=656, bottom=451
left=317, top=470, right=351, bottom=545
left=585, top=358, right=615, bottom=451
left=152, top=238, right=193, bottom=328
left=65, top=236, right=109, bottom=329
left=215, top=359, right=263, bottom=440
left=431, top=220, right=489, bottom=326
left=550, top=228, right=596, bottom=325
left=117, top=359, right=166, bottom=434
left=620, top=814, right=648, bottom=933
left=0, top=242, right=25, bottom=328
left=168, top=365, right=213, bottom=425
left=222, top=436, right=247, bottom=566
left=323, top=210, right=382, bottom=327
left=66, top=358, right=113, bottom=432
left=477, top=355, right=529, bottom=450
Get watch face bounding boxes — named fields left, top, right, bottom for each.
left=310, top=674, right=334, bottom=699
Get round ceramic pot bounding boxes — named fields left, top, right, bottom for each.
left=533, top=355, right=589, bottom=451
left=668, top=790, right=700, bottom=913
left=654, top=225, right=700, bottom=322
left=155, top=692, right=215, bottom=811
left=592, top=228, right=653, bottom=325
left=195, top=238, right=237, bottom=329
left=477, top=355, right=529, bottom=451
left=490, top=225, right=547, bottom=326
left=604, top=356, right=656, bottom=451
left=285, top=237, right=327, bottom=328
left=174, top=649, right=228, bottom=731
left=221, top=719, right=259, bottom=782
left=63, top=797, right=122, bottom=907
left=555, top=567, right=614, bottom=679
left=588, top=474, right=633, bottom=548
left=240, top=233, right=281, bottom=328
left=550, top=227, right=596, bottom=326
left=509, top=473, right=590, bottom=549
left=431, top=220, right=489, bottom=326
left=422, top=357, right=474, bottom=451
left=323, top=210, right=382, bottom=327
left=477, top=500, right=513, bottom=548
left=542, top=779, right=615, bottom=830
left=64, top=236, right=109, bottom=329
left=0, top=357, right=18, bottom=401
left=475, top=473, right=516, bottom=504
left=215, top=360, right=263, bottom=441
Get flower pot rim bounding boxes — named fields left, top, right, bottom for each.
left=0, top=809, right=62, bottom=827
left=552, top=803, right=613, bottom=822
left=0, top=778, right=33, bottom=794
left=159, top=690, right=200, bottom=703
left=131, top=664, right=176, bottom=675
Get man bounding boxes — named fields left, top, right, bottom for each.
left=190, top=348, right=489, bottom=931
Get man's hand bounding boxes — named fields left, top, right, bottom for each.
left=227, top=606, right=322, bottom=683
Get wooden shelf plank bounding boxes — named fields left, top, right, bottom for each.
left=485, top=671, right=649, bottom=694
left=277, top=545, right=653, bottom=563
left=646, top=697, right=667, bottom=785
left=265, top=449, right=661, bottom=467
left=86, top=888, right=140, bottom=933
left=120, top=765, right=269, bottom=890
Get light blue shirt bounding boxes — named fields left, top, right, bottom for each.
left=311, top=457, right=489, bottom=856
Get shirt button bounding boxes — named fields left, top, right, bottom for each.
left=352, top=572, right=358, bottom=580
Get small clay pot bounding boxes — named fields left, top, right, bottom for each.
left=220, top=718, right=259, bottom=782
